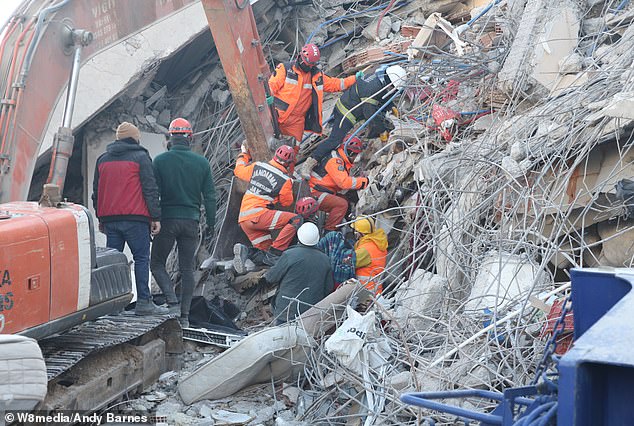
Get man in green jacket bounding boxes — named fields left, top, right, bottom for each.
left=264, top=222, right=334, bottom=324
left=151, top=118, right=216, bottom=328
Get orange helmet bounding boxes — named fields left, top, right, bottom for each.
left=273, top=145, right=296, bottom=166
left=300, top=43, right=320, bottom=66
left=169, top=118, right=193, bottom=135
left=295, top=197, right=318, bottom=218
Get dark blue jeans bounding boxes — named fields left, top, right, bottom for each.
left=150, top=219, right=198, bottom=319
left=104, top=221, right=151, bottom=301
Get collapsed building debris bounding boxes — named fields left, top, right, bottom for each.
left=12, top=0, right=634, bottom=423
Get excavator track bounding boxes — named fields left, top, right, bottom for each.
left=39, top=313, right=177, bottom=380
left=37, top=313, right=183, bottom=414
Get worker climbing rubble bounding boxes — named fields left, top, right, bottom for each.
left=267, top=43, right=360, bottom=145
left=232, top=143, right=302, bottom=272
left=262, top=222, right=334, bottom=325
left=351, top=216, right=387, bottom=294
left=308, top=136, right=369, bottom=232
left=300, top=64, right=407, bottom=179
left=92, top=122, right=168, bottom=316
left=151, top=118, right=217, bottom=328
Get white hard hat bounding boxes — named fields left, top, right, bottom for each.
left=297, top=222, right=320, bottom=246
left=386, top=65, right=407, bottom=90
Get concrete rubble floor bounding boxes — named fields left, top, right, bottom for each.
left=49, top=0, right=634, bottom=424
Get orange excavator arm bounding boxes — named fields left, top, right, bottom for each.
left=0, top=0, right=200, bottom=203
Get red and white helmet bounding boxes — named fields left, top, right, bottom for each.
left=295, top=197, right=318, bottom=218
left=273, top=145, right=296, bottom=166
left=169, top=118, right=193, bottom=136
left=300, top=43, right=320, bottom=66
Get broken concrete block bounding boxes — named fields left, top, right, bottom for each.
left=391, top=20, right=402, bottom=33
left=393, top=270, right=447, bottom=330
left=282, top=385, right=301, bottom=404
left=145, top=85, right=167, bottom=108
left=465, top=252, right=547, bottom=312
left=472, top=114, right=495, bottom=132
left=362, top=15, right=392, bottom=41
left=211, top=410, right=254, bottom=424
left=597, top=220, right=634, bottom=267
left=593, top=92, right=634, bottom=120
left=510, top=140, right=528, bottom=161
left=498, top=0, right=581, bottom=98
left=131, top=100, right=145, bottom=116
left=559, top=52, right=583, bottom=74
left=157, top=109, right=171, bottom=127
left=212, top=88, right=230, bottom=104
left=501, top=156, right=523, bottom=177
left=582, top=17, right=604, bottom=36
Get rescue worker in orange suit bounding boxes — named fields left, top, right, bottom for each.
left=233, top=144, right=302, bottom=269
left=351, top=216, right=387, bottom=294
left=267, top=43, right=361, bottom=144
left=308, top=136, right=368, bottom=231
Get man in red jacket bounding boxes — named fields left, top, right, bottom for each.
left=92, top=122, right=167, bottom=316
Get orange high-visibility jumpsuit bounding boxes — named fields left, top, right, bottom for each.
left=268, top=62, right=356, bottom=141
left=234, top=152, right=301, bottom=251
left=308, top=149, right=368, bottom=231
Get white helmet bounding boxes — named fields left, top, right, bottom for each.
left=386, top=65, right=407, bottom=90
left=297, top=222, right=320, bottom=246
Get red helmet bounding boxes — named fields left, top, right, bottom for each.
left=344, top=135, right=365, bottom=158
left=169, top=118, right=193, bottom=135
left=300, top=43, right=320, bottom=66
left=295, top=197, right=318, bottom=218
left=273, top=145, right=296, bottom=166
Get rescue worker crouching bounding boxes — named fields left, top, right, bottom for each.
left=308, top=136, right=369, bottom=231
left=351, top=216, right=387, bottom=295
left=233, top=144, right=302, bottom=271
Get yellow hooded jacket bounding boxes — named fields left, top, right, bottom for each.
left=355, top=228, right=388, bottom=294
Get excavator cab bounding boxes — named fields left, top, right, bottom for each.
left=0, top=201, right=132, bottom=339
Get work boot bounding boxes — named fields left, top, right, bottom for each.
left=167, top=303, right=181, bottom=316
left=263, top=248, right=283, bottom=266
left=233, top=243, right=249, bottom=274
left=299, top=157, right=318, bottom=180
left=178, top=317, right=190, bottom=328
left=135, top=298, right=169, bottom=316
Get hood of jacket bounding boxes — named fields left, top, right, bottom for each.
left=356, top=228, right=388, bottom=251
left=106, top=138, right=148, bottom=156
left=168, top=134, right=191, bottom=149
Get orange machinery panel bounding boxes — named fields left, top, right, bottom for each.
left=0, top=202, right=82, bottom=332
left=0, top=211, right=51, bottom=334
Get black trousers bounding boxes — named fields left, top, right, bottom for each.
left=150, top=219, right=198, bottom=319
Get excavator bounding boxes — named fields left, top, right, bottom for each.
left=0, top=0, right=277, bottom=413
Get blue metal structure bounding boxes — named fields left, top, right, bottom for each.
left=400, top=268, right=634, bottom=425
left=558, top=268, right=634, bottom=425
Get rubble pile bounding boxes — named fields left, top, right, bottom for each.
left=76, top=0, right=634, bottom=424
left=268, top=0, right=634, bottom=424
